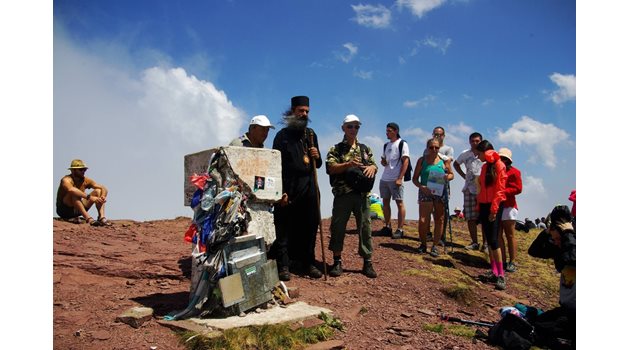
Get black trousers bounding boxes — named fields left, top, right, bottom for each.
left=271, top=193, right=319, bottom=269
left=479, top=202, right=504, bottom=250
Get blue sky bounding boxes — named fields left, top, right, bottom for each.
left=52, top=0, right=576, bottom=222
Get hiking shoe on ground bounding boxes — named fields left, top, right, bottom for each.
left=481, top=243, right=489, bottom=253
left=307, top=265, right=323, bottom=278
left=417, top=244, right=427, bottom=254
left=505, top=262, right=517, bottom=273
left=438, top=239, right=446, bottom=247
left=495, top=276, right=507, bottom=290
left=379, top=226, right=393, bottom=237
left=465, top=242, right=480, bottom=250
left=278, top=267, right=291, bottom=281
left=429, top=246, right=440, bottom=257
left=329, top=261, right=343, bottom=277
left=478, top=271, right=498, bottom=283
left=362, top=261, right=377, bottom=278
left=392, top=229, right=404, bottom=239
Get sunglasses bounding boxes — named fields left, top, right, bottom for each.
left=428, top=146, right=440, bottom=150
left=346, top=124, right=360, bottom=130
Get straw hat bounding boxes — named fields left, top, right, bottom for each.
left=68, top=159, right=88, bottom=169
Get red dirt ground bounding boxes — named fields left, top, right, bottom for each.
left=53, top=216, right=556, bottom=349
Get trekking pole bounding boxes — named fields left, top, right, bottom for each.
left=443, top=182, right=453, bottom=254
left=440, top=314, right=494, bottom=328
left=308, top=130, right=328, bottom=280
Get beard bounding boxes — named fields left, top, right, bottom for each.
left=283, top=115, right=309, bottom=130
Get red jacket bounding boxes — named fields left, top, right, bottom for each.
left=477, top=150, right=507, bottom=215
left=503, top=166, right=522, bottom=209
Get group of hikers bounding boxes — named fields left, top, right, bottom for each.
left=56, top=94, right=575, bottom=347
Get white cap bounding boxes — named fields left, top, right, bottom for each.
left=343, top=114, right=361, bottom=125
left=249, top=115, right=275, bottom=129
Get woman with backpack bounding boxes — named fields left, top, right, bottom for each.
left=411, top=137, right=454, bottom=257
left=476, top=140, right=508, bottom=290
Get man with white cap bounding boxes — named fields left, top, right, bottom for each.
left=56, top=159, right=110, bottom=226
left=326, top=114, right=378, bottom=278
left=230, top=115, right=275, bottom=148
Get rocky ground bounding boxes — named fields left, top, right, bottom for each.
left=53, top=216, right=558, bottom=349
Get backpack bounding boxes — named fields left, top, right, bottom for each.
left=383, top=139, right=412, bottom=181
left=329, top=142, right=375, bottom=193
left=488, top=313, right=536, bottom=350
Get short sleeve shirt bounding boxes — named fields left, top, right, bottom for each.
left=455, top=149, right=482, bottom=194
left=381, top=139, right=410, bottom=182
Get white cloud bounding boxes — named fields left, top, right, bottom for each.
left=423, top=36, right=452, bottom=54
left=139, top=67, right=243, bottom=148
left=403, top=94, right=436, bottom=108
left=396, top=0, right=447, bottom=18
left=353, top=69, right=373, bottom=80
left=351, top=4, right=392, bottom=28
left=496, top=116, right=570, bottom=169
left=336, top=42, right=359, bottom=63
left=547, top=73, right=576, bottom=104
left=482, top=98, right=494, bottom=106
left=523, top=175, right=545, bottom=195
left=54, top=29, right=245, bottom=221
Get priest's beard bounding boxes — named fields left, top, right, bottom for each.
left=284, top=115, right=309, bottom=130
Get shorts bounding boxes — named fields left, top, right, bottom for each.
left=418, top=189, right=446, bottom=204
left=463, top=189, right=479, bottom=220
left=379, top=180, right=404, bottom=201
left=56, top=202, right=79, bottom=219
left=501, top=206, right=518, bottom=221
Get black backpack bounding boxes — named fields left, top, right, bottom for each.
left=328, top=142, right=375, bottom=193
left=383, top=139, right=412, bottom=181
left=488, top=313, right=536, bottom=350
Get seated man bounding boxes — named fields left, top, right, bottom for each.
left=56, top=159, right=110, bottom=226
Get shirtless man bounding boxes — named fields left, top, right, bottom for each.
left=56, top=159, right=110, bottom=226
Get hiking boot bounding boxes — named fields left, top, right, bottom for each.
left=362, top=261, right=377, bottom=278
left=495, top=276, right=507, bottom=290
left=429, top=246, right=440, bottom=257
left=392, top=229, right=404, bottom=239
left=307, top=265, right=323, bottom=278
left=329, top=261, right=343, bottom=277
left=465, top=242, right=480, bottom=250
left=505, top=262, right=517, bottom=273
left=417, top=243, right=427, bottom=254
left=438, top=239, right=446, bottom=247
left=479, top=271, right=498, bottom=283
left=380, top=226, right=393, bottom=237
left=278, top=266, right=291, bottom=281
left=481, top=243, right=489, bottom=253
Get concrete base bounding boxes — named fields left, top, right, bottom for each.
left=158, top=301, right=332, bottom=336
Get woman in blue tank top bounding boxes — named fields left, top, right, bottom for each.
left=412, top=138, right=454, bottom=257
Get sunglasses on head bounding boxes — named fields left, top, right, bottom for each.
left=346, top=124, right=360, bottom=130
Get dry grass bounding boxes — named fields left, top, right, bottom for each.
left=178, top=313, right=341, bottom=350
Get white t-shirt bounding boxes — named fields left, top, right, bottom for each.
left=455, top=149, right=482, bottom=194
left=381, top=139, right=410, bottom=181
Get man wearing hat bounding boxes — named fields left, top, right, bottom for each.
left=56, top=159, right=110, bottom=226
left=326, top=114, right=378, bottom=278
left=379, top=122, right=410, bottom=239
left=229, top=115, right=275, bottom=148
left=270, top=96, right=323, bottom=281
